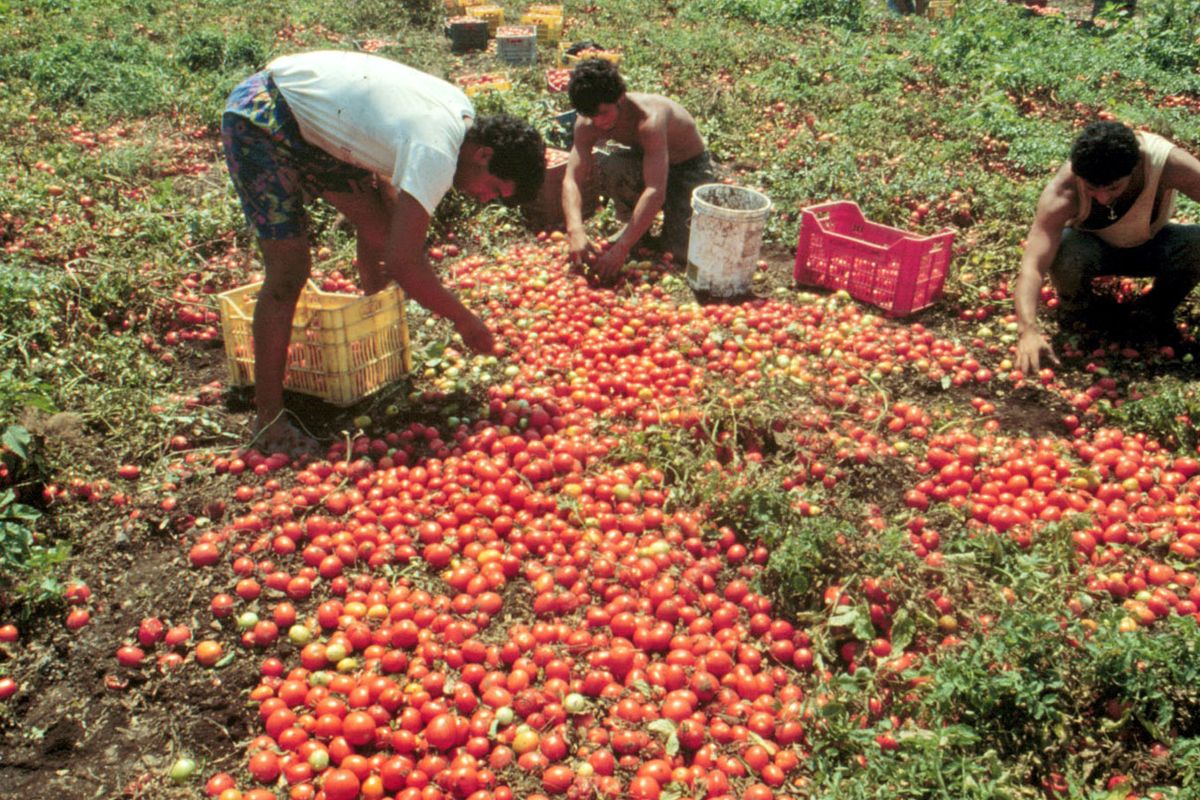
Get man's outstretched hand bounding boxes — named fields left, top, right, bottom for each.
left=1015, top=329, right=1060, bottom=375
left=567, top=229, right=595, bottom=265
left=454, top=314, right=496, bottom=355
left=591, top=241, right=629, bottom=284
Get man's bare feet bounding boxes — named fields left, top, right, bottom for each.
left=250, top=415, right=320, bottom=459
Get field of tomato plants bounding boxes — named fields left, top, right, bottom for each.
left=5, top=0, right=1200, bottom=798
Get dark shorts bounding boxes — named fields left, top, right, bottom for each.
left=220, top=71, right=375, bottom=240
left=1050, top=224, right=1200, bottom=316
left=596, top=148, right=717, bottom=257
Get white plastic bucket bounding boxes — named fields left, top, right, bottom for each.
left=685, top=184, right=772, bottom=296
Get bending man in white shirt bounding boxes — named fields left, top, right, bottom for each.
left=222, top=51, right=545, bottom=454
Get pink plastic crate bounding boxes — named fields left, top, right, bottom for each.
left=794, top=201, right=954, bottom=317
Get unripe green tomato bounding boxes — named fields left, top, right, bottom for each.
left=307, top=749, right=330, bottom=771
left=288, top=624, right=312, bottom=646
left=564, top=693, right=587, bottom=714
left=169, top=757, right=196, bottom=784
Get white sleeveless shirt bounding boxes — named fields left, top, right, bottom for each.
left=1072, top=131, right=1177, bottom=248
left=267, top=51, right=474, bottom=215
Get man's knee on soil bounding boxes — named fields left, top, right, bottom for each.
left=1166, top=230, right=1200, bottom=283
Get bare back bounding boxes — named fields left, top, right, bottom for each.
left=595, top=92, right=705, bottom=164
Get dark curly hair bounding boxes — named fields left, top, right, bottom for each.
left=1070, top=121, right=1140, bottom=186
left=466, top=114, right=546, bottom=205
left=567, top=58, right=626, bottom=117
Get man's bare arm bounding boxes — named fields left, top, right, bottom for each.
left=1014, top=169, right=1076, bottom=373
left=612, top=123, right=669, bottom=255
left=384, top=192, right=493, bottom=352
left=563, top=125, right=599, bottom=263
left=1164, top=147, right=1200, bottom=205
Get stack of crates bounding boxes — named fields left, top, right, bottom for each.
left=464, top=4, right=505, bottom=34
left=521, top=4, right=564, bottom=44
left=495, top=25, right=538, bottom=65
left=446, top=16, right=489, bottom=53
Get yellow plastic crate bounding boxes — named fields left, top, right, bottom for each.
left=218, top=280, right=411, bottom=407
left=926, top=0, right=955, bottom=17
left=457, top=72, right=513, bottom=96
left=464, top=4, right=504, bottom=33
left=520, top=12, right=563, bottom=43
left=560, top=43, right=622, bottom=67
left=527, top=3, right=564, bottom=16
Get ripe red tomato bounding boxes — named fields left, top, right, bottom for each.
left=628, top=775, right=661, bottom=800
left=194, top=640, right=223, bottom=667
left=116, top=645, right=145, bottom=668
left=189, top=541, right=221, bottom=567
left=425, top=712, right=460, bottom=750
left=164, top=625, right=191, bottom=647
left=542, top=764, right=575, bottom=794
left=342, top=711, right=376, bottom=747
left=742, top=783, right=776, bottom=800
left=204, top=772, right=236, bottom=796
left=65, top=608, right=91, bottom=631
left=321, top=767, right=361, bottom=800
left=137, top=617, right=165, bottom=647
left=247, top=750, right=280, bottom=783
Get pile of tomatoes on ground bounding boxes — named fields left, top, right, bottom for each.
left=142, top=236, right=1199, bottom=800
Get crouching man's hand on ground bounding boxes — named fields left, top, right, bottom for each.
left=1016, top=329, right=1059, bottom=375
left=593, top=241, right=630, bottom=283
left=567, top=229, right=594, bottom=265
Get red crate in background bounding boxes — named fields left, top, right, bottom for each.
left=794, top=201, right=953, bottom=317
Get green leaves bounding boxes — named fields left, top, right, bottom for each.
left=0, top=425, right=43, bottom=573
left=647, top=718, right=680, bottom=756
left=0, top=492, right=36, bottom=571
left=2, top=425, right=31, bottom=461
left=176, top=30, right=265, bottom=74
left=683, top=0, right=867, bottom=30
left=1108, top=376, right=1200, bottom=453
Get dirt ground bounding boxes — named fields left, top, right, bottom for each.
left=0, top=347, right=262, bottom=800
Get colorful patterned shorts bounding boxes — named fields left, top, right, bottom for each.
left=221, top=71, right=375, bottom=240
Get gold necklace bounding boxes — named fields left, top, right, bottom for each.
left=1099, top=202, right=1117, bottom=221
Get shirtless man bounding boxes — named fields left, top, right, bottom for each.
left=1015, top=120, right=1200, bottom=373
left=561, top=58, right=715, bottom=282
